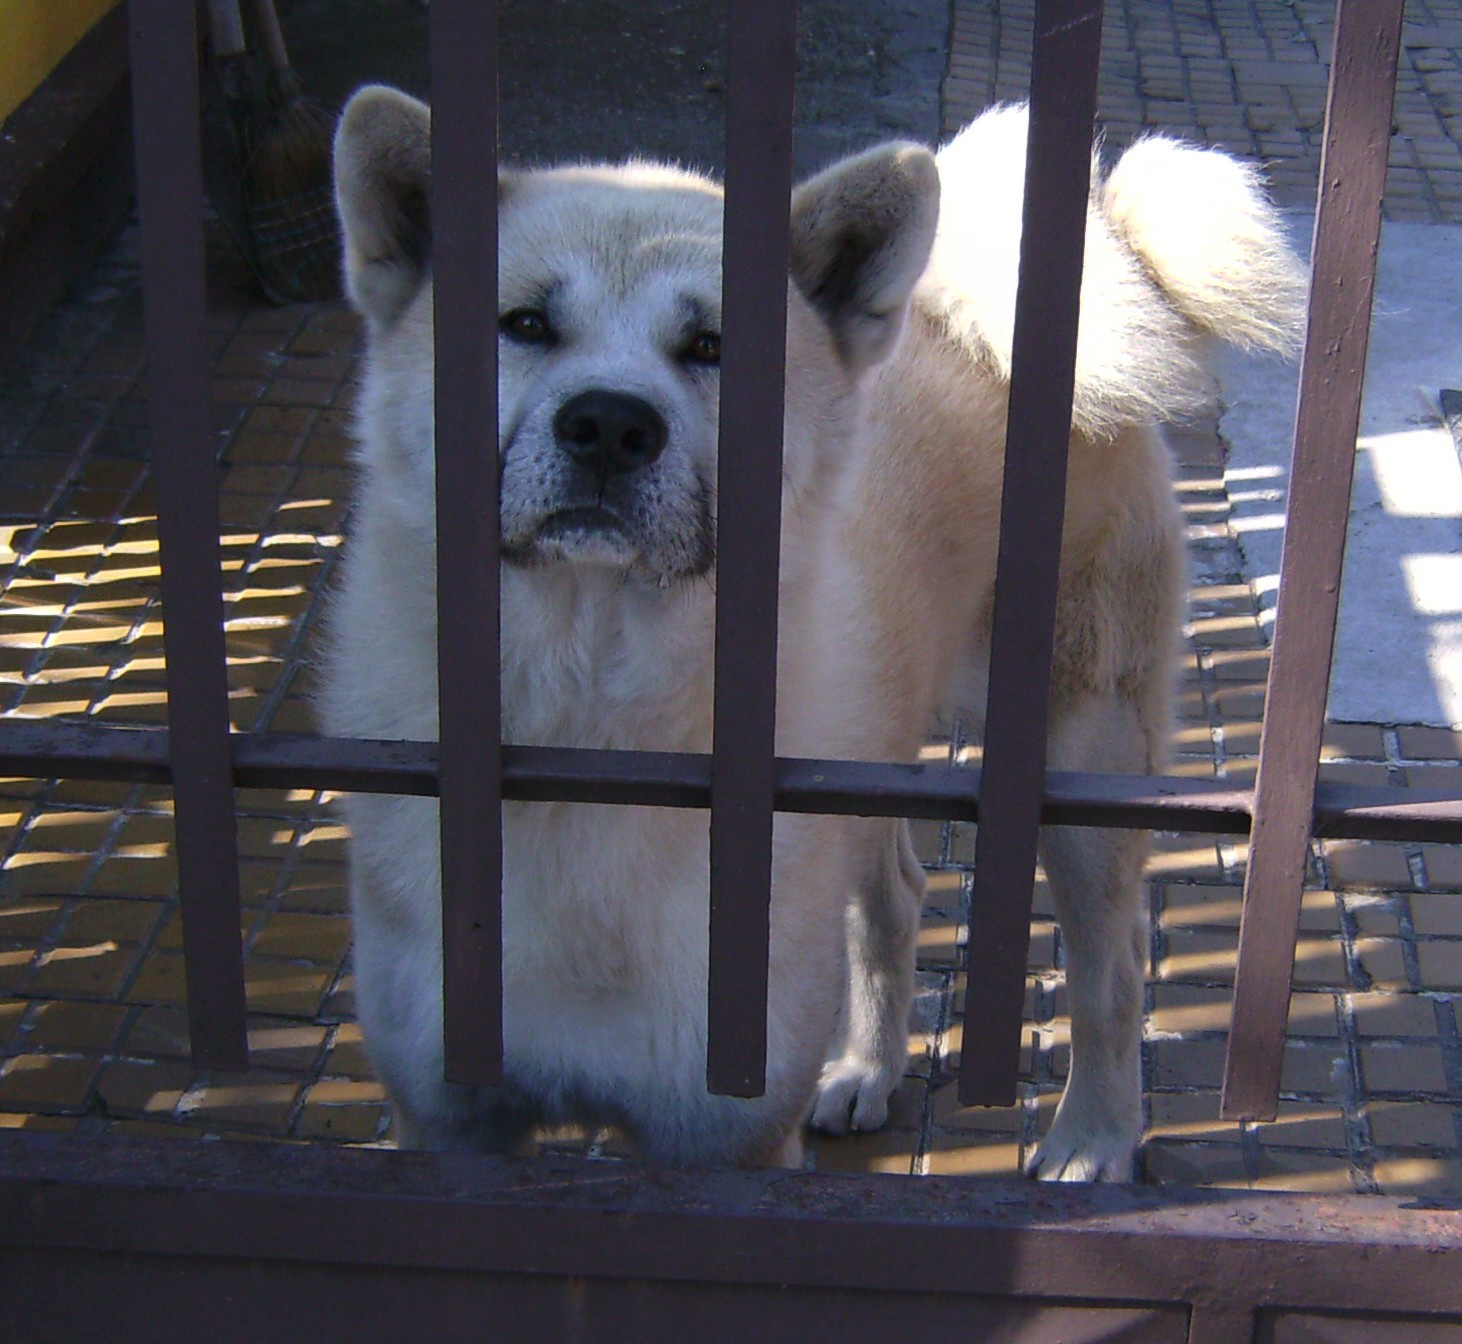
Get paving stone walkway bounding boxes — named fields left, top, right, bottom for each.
left=947, top=0, right=1462, bottom=221
left=0, top=2, right=1459, bottom=1199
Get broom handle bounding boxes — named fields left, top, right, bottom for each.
left=207, top=0, right=246, bottom=58
left=249, top=0, right=293, bottom=75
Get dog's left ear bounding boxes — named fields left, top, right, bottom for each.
left=789, top=143, right=939, bottom=376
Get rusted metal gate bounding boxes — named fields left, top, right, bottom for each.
left=1, top=0, right=1460, bottom=1340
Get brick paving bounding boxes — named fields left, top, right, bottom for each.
left=947, top=0, right=1462, bottom=221
left=0, top=233, right=375, bottom=1145
left=1, top=3, right=1460, bottom=1199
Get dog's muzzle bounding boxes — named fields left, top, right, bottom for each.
left=500, top=385, right=712, bottom=582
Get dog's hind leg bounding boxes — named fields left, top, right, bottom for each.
left=810, top=819, right=925, bottom=1135
left=1028, top=819, right=1149, bottom=1181
left=1026, top=695, right=1154, bottom=1182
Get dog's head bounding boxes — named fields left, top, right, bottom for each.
left=334, top=85, right=938, bottom=589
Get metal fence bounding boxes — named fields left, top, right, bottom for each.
left=2, top=0, right=1461, bottom=1339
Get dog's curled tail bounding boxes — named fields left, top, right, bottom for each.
left=1103, top=135, right=1307, bottom=358
left=921, top=106, right=1306, bottom=439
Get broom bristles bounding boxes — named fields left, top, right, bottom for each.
left=243, top=81, right=341, bottom=304
left=247, top=93, right=334, bottom=197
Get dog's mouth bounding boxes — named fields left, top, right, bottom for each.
left=507, top=505, right=641, bottom=568
left=499, top=465, right=717, bottom=585
left=538, top=505, right=629, bottom=536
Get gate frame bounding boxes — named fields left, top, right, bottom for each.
left=3, top=0, right=1460, bottom=1338
left=3, top=1131, right=1461, bottom=1341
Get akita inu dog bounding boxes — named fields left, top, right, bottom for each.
left=323, top=86, right=1301, bottom=1179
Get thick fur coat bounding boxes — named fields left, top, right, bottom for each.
left=323, top=87, right=1303, bottom=1178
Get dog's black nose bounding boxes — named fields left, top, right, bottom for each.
left=553, top=390, right=668, bottom=477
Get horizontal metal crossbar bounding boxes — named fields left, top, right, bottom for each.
left=2, top=717, right=1459, bottom=842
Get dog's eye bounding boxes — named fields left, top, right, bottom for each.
left=501, top=309, right=554, bottom=344
left=683, top=331, right=721, bottom=366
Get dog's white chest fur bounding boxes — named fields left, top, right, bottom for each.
left=499, top=567, right=714, bottom=752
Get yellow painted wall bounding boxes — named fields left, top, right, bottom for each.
left=0, top=0, right=121, bottom=124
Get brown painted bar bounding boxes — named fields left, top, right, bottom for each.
left=706, top=0, right=799, bottom=1098
left=430, top=0, right=504, bottom=1088
left=127, top=0, right=247, bottom=1072
left=2, top=1133, right=1460, bottom=1340
left=958, top=0, right=1105, bottom=1108
left=10, top=719, right=1462, bottom=842
left=1221, top=0, right=1405, bottom=1124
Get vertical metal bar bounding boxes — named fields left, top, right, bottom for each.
left=706, top=0, right=799, bottom=1097
left=1222, top=0, right=1404, bottom=1122
left=128, top=0, right=247, bottom=1070
left=431, top=0, right=503, bottom=1087
left=957, top=0, right=1105, bottom=1107
left=1186, top=1302, right=1256, bottom=1344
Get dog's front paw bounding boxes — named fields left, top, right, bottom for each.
left=809, top=1055, right=897, bottom=1135
left=1025, top=1109, right=1138, bottom=1182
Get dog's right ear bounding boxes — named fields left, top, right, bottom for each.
left=789, top=142, right=939, bottom=377
left=335, top=86, right=516, bottom=328
left=334, top=86, right=434, bottom=327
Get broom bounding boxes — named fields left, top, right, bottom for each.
left=240, top=0, right=341, bottom=303
left=201, top=0, right=265, bottom=283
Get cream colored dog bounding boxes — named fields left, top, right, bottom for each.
left=323, top=87, right=1302, bottom=1179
